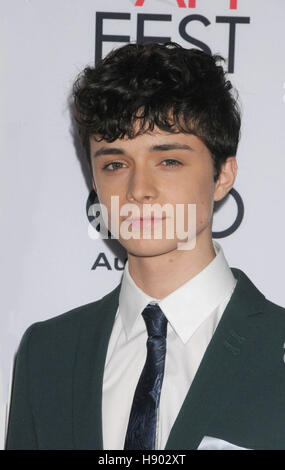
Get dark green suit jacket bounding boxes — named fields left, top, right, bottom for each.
left=5, top=268, right=285, bottom=450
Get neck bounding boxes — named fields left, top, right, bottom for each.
left=127, top=231, right=216, bottom=299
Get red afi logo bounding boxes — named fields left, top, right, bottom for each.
left=135, top=0, right=238, bottom=8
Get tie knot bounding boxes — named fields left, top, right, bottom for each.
left=142, top=303, right=168, bottom=338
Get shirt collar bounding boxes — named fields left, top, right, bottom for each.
left=118, top=240, right=237, bottom=344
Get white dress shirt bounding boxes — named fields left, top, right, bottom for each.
left=102, top=240, right=237, bottom=450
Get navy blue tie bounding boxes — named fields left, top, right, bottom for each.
left=124, top=303, right=168, bottom=450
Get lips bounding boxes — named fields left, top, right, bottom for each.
left=126, top=216, right=165, bottom=222
left=124, top=216, right=166, bottom=228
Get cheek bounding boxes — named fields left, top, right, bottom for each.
left=175, top=174, right=213, bottom=205
left=92, top=183, right=114, bottom=227
left=98, top=180, right=124, bottom=203
left=176, top=175, right=214, bottom=225
left=95, top=181, right=120, bottom=207
left=195, top=184, right=216, bottom=228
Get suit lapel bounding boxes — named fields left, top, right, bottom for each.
left=73, top=283, right=121, bottom=449
left=164, top=267, right=266, bottom=450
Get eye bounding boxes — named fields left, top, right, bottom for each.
left=102, top=162, right=127, bottom=171
left=102, top=159, right=182, bottom=171
left=161, top=159, right=182, bottom=167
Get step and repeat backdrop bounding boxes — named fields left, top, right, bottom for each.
left=1, top=0, right=285, bottom=448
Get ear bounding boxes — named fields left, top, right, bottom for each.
left=214, top=157, right=238, bottom=202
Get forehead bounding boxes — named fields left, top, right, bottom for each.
left=89, top=128, right=209, bottom=157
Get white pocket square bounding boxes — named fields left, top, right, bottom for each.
left=197, top=435, right=252, bottom=450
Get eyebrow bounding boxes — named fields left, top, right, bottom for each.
left=92, top=143, right=194, bottom=159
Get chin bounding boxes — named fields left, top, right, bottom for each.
left=119, top=238, right=180, bottom=258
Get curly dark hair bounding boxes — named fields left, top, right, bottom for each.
left=72, top=41, right=241, bottom=182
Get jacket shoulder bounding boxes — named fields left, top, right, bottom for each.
left=18, top=282, right=121, bottom=353
left=262, top=296, right=285, bottom=320
left=232, top=267, right=285, bottom=322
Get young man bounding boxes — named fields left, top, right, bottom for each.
left=6, top=42, right=285, bottom=450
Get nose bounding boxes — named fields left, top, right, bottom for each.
left=126, top=167, right=158, bottom=204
